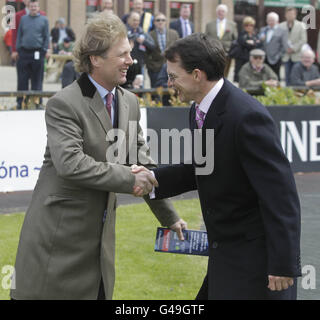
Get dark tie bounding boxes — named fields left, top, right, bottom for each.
left=195, top=105, right=205, bottom=129
left=105, top=92, right=113, bottom=119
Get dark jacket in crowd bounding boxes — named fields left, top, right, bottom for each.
left=50, top=26, right=76, bottom=44
left=127, top=26, right=155, bottom=66
left=234, top=31, right=262, bottom=82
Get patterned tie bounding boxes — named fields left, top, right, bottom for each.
left=105, top=92, right=113, bottom=119
left=195, top=105, right=206, bottom=129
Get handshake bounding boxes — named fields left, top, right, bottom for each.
left=131, top=164, right=157, bottom=197
left=131, top=164, right=188, bottom=240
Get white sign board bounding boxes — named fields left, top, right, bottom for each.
left=0, top=111, right=47, bottom=192
left=0, top=109, right=148, bottom=193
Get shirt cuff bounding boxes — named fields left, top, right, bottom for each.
left=149, top=170, right=156, bottom=199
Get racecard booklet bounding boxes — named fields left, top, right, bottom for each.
left=154, top=227, right=209, bottom=256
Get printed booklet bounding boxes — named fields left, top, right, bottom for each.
left=154, top=227, right=209, bottom=256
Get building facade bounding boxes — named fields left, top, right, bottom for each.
left=0, top=0, right=319, bottom=65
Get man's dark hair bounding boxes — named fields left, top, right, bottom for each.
left=164, top=33, right=226, bottom=81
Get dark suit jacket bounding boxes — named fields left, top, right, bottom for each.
left=152, top=79, right=301, bottom=300
left=169, top=19, right=194, bottom=38
left=50, top=26, right=76, bottom=44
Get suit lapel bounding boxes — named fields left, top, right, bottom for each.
left=87, top=92, right=113, bottom=135
left=191, top=79, right=229, bottom=137
left=77, top=73, right=113, bottom=135
left=117, top=87, right=129, bottom=133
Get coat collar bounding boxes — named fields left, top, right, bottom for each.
left=190, top=78, right=231, bottom=136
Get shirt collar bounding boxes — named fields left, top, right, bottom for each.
left=198, top=78, right=224, bottom=114
left=180, top=17, right=189, bottom=23
left=88, top=74, right=116, bottom=100
left=156, top=28, right=166, bottom=34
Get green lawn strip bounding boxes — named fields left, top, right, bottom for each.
left=113, top=199, right=207, bottom=300
left=0, top=213, right=25, bottom=300
left=0, top=198, right=207, bottom=300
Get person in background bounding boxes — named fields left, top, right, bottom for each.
left=259, top=12, right=288, bottom=80
left=205, top=4, right=238, bottom=78
left=58, top=37, right=74, bottom=55
left=61, top=60, right=80, bottom=88
left=16, top=0, right=49, bottom=109
left=4, top=27, right=12, bottom=54
left=239, top=48, right=278, bottom=91
left=100, top=0, right=114, bottom=14
left=122, top=0, right=154, bottom=33
left=234, top=16, right=262, bottom=82
left=11, top=0, right=46, bottom=62
left=50, top=17, right=76, bottom=54
left=169, top=3, right=194, bottom=39
left=290, top=49, right=320, bottom=87
left=317, top=30, right=320, bottom=65
left=126, top=11, right=155, bottom=78
left=121, top=37, right=143, bottom=89
left=279, top=7, right=307, bottom=86
left=145, top=12, right=179, bottom=88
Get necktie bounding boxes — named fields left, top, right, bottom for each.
left=105, top=92, right=113, bottom=119
left=195, top=105, right=206, bottom=129
left=218, top=20, right=225, bottom=39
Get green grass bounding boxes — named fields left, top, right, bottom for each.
left=0, top=199, right=207, bottom=300
left=0, top=213, right=25, bottom=300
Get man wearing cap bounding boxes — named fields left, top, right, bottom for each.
left=50, top=17, right=76, bottom=54
left=58, top=37, right=74, bottom=55
left=239, top=49, right=278, bottom=91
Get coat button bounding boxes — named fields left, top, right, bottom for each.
left=212, top=242, right=218, bottom=249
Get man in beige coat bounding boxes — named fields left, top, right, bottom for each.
left=279, top=7, right=307, bottom=85
left=205, top=4, right=238, bottom=77
left=10, top=13, right=186, bottom=300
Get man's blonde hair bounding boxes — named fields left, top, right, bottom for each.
left=73, top=13, right=127, bottom=73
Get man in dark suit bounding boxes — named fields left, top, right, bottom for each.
left=169, top=3, right=194, bottom=39
left=133, top=33, right=301, bottom=300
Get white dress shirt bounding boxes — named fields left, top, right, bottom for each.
left=197, top=78, right=224, bottom=119
left=88, top=74, right=116, bottom=124
left=149, top=78, right=224, bottom=198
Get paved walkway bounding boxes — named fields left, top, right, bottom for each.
left=0, top=173, right=319, bottom=299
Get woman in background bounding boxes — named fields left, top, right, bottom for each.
left=234, top=16, right=262, bottom=82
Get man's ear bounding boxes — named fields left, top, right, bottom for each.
left=192, top=69, right=202, bottom=82
left=90, top=55, right=101, bottom=68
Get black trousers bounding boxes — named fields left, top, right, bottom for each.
left=265, top=57, right=282, bottom=81
left=16, top=48, right=45, bottom=109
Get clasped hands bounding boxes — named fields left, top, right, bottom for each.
left=131, top=164, right=157, bottom=197
left=131, top=164, right=187, bottom=240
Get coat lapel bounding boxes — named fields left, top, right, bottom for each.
left=87, top=91, right=113, bottom=135
left=117, top=86, right=129, bottom=133
left=191, top=79, right=230, bottom=137
left=77, top=73, right=113, bottom=135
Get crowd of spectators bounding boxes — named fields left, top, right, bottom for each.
left=3, top=0, right=320, bottom=108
